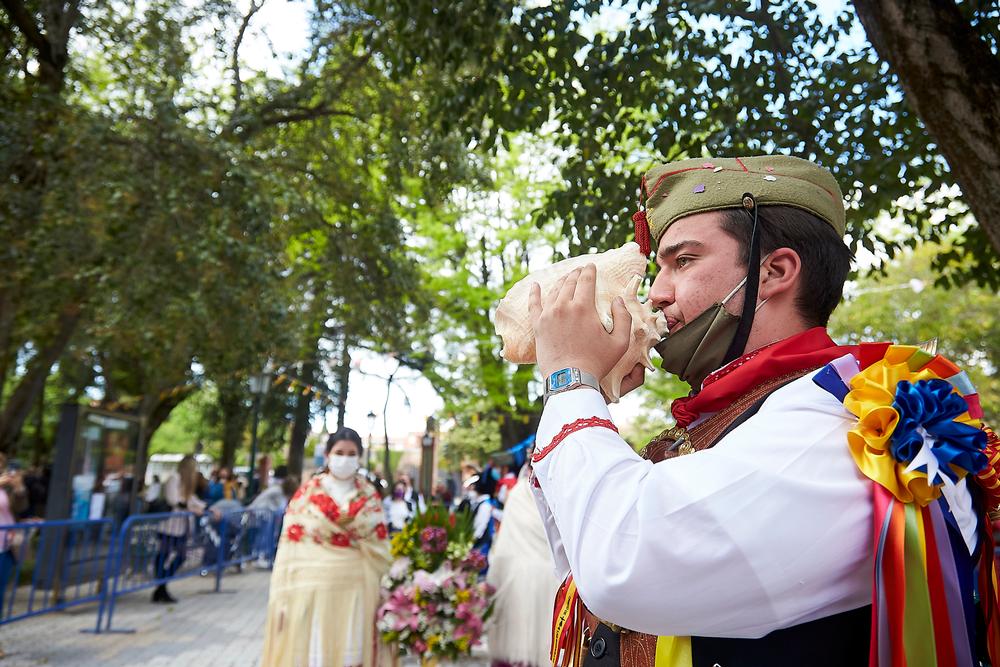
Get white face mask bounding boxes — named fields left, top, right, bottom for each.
left=328, top=455, right=359, bottom=480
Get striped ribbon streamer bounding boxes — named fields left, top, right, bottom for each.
left=550, top=575, right=584, bottom=667
left=871, top=485, right=978, bottom=667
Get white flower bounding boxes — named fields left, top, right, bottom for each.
left=388, top=556, right=412, bottom=580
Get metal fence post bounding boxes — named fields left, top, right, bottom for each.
left=214, top=512, right=227, bottom=593
left=89, top=519, right=122, bottom=634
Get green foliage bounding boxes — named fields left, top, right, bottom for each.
left=0, top=0, right=475, bottom=459
left=405, top=141, right=561, bottom=449
left=366, top=0, right=1000, bottom=287
left=439, top=412, right=502, bottom=470
left=830, top=244, right=1000, bottom=424
left=148, top=386, right=220, bottom=457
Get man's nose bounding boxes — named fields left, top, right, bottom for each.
left=648, top=271, right=674, bottom=311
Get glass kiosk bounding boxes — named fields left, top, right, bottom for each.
left=45, top=404, right=145, bottom=523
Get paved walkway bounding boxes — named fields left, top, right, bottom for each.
left=0, top=569, right=270, bottom=666
left=0, top=569, right=490, bottom=667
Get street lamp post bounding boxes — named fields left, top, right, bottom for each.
left=382, top=370, right=396, bottom=487
left=247, top=368, right=272, bottom=499
left=366, top=410, right=376, bottom=472
left=420, top=417, right=435, bottom=500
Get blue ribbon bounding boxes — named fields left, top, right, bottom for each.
left=889, top=379, right=987, bottom=481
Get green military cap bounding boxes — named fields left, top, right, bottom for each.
left=634, top=155, right=845, bottom=254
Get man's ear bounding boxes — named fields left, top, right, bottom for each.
left=758, top=247, right=801, bottom=302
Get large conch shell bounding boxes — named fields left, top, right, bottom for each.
left=495, top=242, right=669, bottom=402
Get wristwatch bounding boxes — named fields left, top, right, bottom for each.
left=543, top=367, right=601, bottom=404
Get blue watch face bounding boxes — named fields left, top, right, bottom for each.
left=550, top=368, right=574, bottom=389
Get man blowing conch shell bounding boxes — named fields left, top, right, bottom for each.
left=501, top=155, right=1000, bottom=667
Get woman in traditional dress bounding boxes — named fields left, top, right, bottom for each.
left=261, top=427, right=391, bottom=667
left=485, top=461, right=561, bottom=667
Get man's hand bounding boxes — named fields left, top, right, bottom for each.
left=529, top=263, right=633, bottom=380
left=618, top=363, right=646, bottom=397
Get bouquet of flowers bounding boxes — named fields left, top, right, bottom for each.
left=377, top=504, right=495, bottom=661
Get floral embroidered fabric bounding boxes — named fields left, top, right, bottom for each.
left=281, top=474, right=388, bottom=549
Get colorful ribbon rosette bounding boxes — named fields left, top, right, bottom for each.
left=814, top=344, right=1000, bottom=667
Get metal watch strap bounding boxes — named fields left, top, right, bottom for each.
left=543, top=367, right=601, bottom=404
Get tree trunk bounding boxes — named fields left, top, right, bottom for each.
left=287, top=360, right=318, bottom=478
left=0, top=301, right=82, bottom=452
left=218, top=380, right=249, bottom=469
left=0, top=287, right=16, bottom=401
left=852, top=0, right=1000, bottom=257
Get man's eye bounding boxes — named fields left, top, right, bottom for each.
left=676, top=256, right=692, bottom=267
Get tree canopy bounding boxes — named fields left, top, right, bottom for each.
left=366, top=0, right=1000, bottom=286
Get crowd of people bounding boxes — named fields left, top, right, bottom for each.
left=146, top=454, right=301, bottom=604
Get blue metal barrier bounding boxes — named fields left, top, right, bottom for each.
left=0, top=508, right=282, bottom=633
left=96, top=510, right=215, bottom=632
left=94, top=508, right=282, bottom=633
left=0, top=517, right=115, bottom=625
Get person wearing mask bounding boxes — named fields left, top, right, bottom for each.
left=152, top=455, right=205, bottom=603
left=383, top=481, right=412, bottom=533
left=261, top=427, right=391, bottom=667
left=396, top=472, right=426, bottom=515
left=528, top=156, right=1000, bottom=666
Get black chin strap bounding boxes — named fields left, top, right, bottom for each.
left=722, top=193, right=762, bottom=364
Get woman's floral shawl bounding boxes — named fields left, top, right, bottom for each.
left=281, top=473, right=389, bottom=552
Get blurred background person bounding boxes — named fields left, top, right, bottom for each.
left=152, top=454, right=205, bottom=604
left=253, top=454, right=272, bottom=498
left=486, top=459, right=561, bottom=667
left=431, top=481, right=453, bottom=507
left=250, top=475, right=299, bottom=513
left=0, top=453, right=27, bottom=620
left=383, top=480, right=412, bottom=534
left=470, top=467, right=500, bottom=563
left=494, top=462, right=519, bottom=507
left=261, top=427, right=390, bottom=667
left=396, top=472, right=425, bottom=514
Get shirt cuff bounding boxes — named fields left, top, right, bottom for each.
left=534, top=387, right=615, bottom=463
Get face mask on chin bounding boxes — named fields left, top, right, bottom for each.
left=654, top=255, right=770, bottom=389
left=328, top=455, right=359, bottom=480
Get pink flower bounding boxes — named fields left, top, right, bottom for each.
left=455, top=601, right=475, bottom=620
left=462, top=550, right=487, bottom=571
left=412, top=569, right=437, bottom=593
left=420, top=526, right=448, bottom=553
left=455, top=616, right=484, bottom=640
left=412, top=639, right=427, bottom=654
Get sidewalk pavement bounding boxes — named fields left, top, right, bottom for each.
left=0, top=568, right=489, bottom=667
left=1, top=569, right=270, bottom=667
